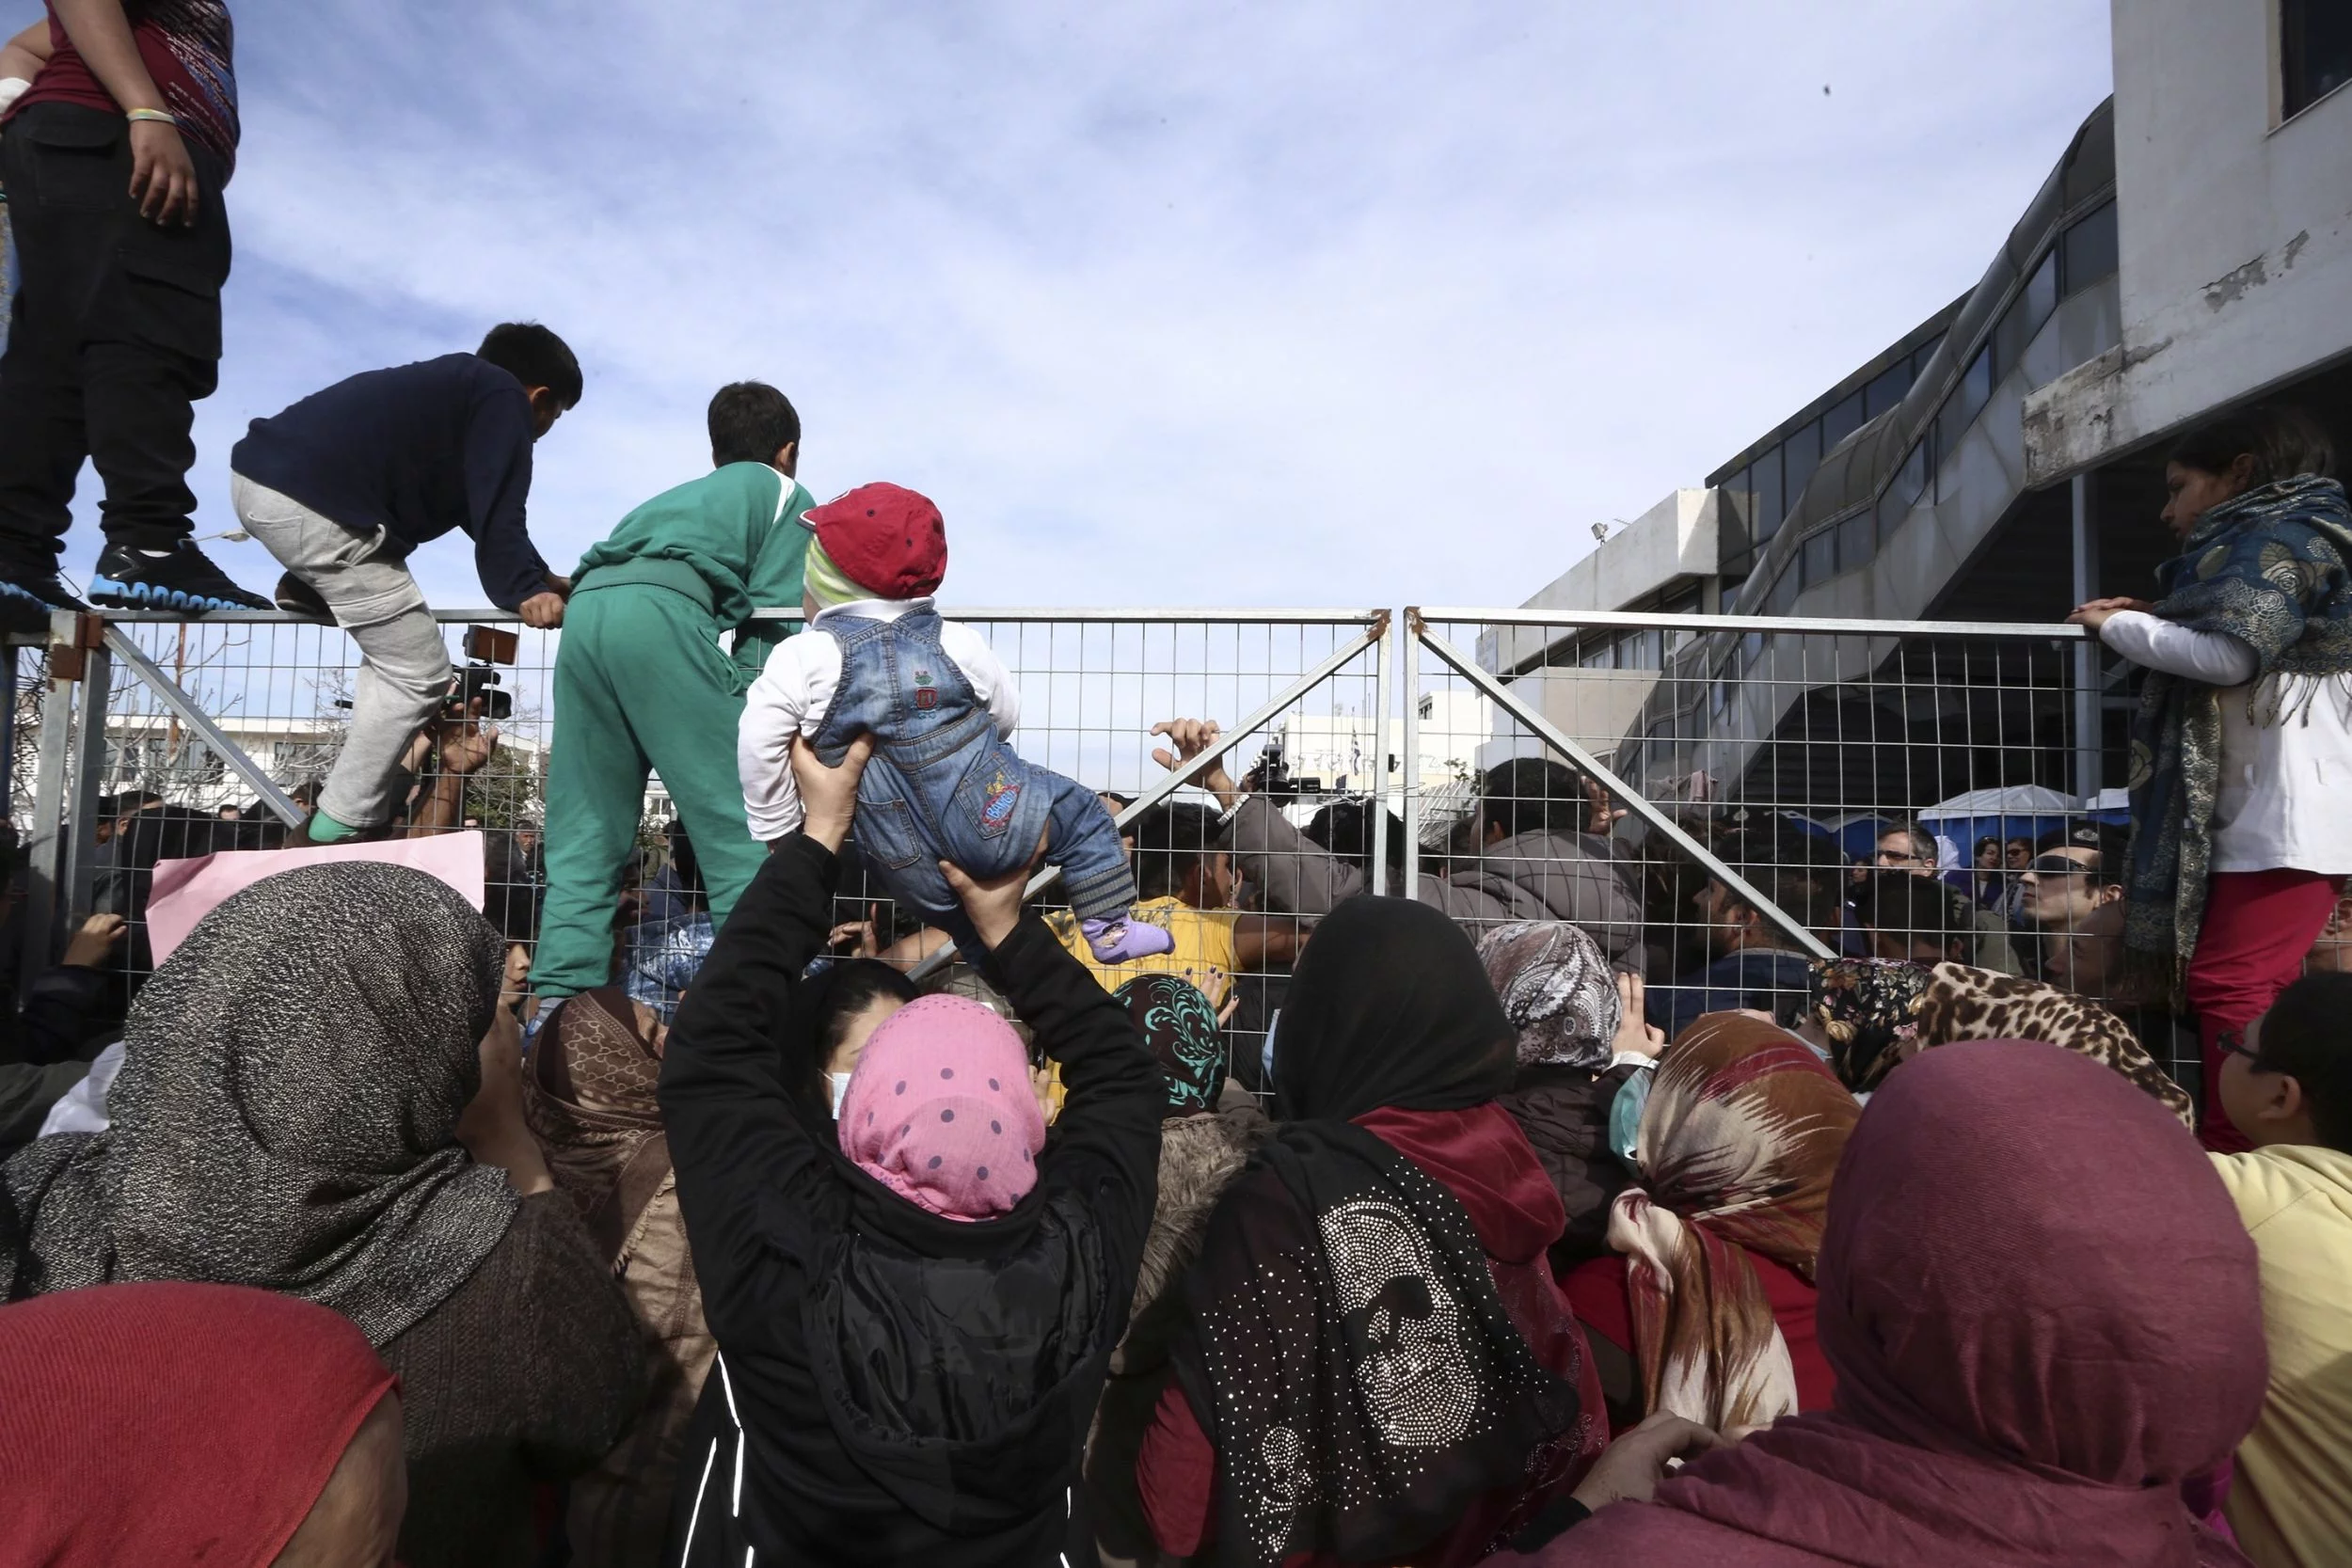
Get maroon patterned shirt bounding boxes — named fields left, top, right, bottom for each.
left=8, top=1, right=240, bottom=181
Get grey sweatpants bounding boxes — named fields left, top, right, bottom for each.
left=231, top=473, right=452, bottom=830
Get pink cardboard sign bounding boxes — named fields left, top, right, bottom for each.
left=143, top=832, right=488, bottom=967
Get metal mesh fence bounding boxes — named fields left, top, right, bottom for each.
left=1398, top=607, right=2196, bottom=1094
left=4, top=601, right=2223, bottom=1113
left=10, top=608, right=1392, bottom=1095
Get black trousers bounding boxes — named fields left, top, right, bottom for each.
left=0, top=103, right=230, bottom=567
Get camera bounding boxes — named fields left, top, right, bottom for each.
left=442, top=625, right=518, bottom=722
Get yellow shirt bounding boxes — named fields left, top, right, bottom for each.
left=1046, top=895, right=1241, bottom=1007
left=2210, top=1144, right=2352, bottom=1568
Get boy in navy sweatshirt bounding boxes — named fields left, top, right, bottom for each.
left=229, top=322, right=578, bottom=843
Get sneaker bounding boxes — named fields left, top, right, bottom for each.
left=90, top=542, right=271, bottom=613
left=0, top=568, right=88, bottom=616
left=274, top=570, right=333, bottom=624
left=1081, top=916, right=1177, bottom=964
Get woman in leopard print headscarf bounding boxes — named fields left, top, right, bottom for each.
left=1914, top=964, right=2196, bottom=1129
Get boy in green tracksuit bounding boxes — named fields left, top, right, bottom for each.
left=529, top=381, right=815, bottom=1001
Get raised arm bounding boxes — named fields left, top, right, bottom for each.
left=734, top=472, right=813, bottom=678
left=1150, top=719, right=1363, bottom=916
left=0, top=21, right=53, bottom=86
left=463, top=378, right=561, bottom=621
left=738, top=632, right=834, bottom=842
left=49, top=0, right=197, bottom=225
left=939, top=844, right=1163, bottom=1291
left=660, top=736, right=874, bottom=1323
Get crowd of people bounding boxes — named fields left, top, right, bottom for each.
left=3, top=4, right=2352, bottom=1564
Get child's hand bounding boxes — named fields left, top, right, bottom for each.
left=791, top=734, right=874, bottom=853
left=940, top=830, right=1049, bottom=951
left=61, top=912, right=127, bottom=969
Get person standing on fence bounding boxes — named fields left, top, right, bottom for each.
left=528, top=382, right=818, bottom=1005
left=228, top=324, right=579, bottom=846
left=2069, top=404, right=2352, bottom=1152
left=0, top=0, right=272, bottom=617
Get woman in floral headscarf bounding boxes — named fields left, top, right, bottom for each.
left=1563, top=1012, right=1860, bottom=1438
left=2068, top=404, right=2352, bottom=1149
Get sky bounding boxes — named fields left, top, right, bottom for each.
left=59, top=0, right=2115, bottom=612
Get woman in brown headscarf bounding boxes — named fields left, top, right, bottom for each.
left=523, top=988, right=714, bottom=1568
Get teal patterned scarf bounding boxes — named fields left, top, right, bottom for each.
left=2123, top=475, right=2352, bottom=960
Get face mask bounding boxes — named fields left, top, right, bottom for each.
left=828, top=1071, right=853, bottom=1117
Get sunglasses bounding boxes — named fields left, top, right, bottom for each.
left=2218, top=1026, right=2272, bottom=1069
left=2025, top=853, right=2098, bottom=876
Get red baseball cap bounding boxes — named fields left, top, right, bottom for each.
left=802, top=483, right=948, bottom=600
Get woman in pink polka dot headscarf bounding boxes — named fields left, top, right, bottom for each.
left=837, top=994, right=1048, bottom=1220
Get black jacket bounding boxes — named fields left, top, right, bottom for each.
left=1494, top=1061, right=1640, bottom=1273
left=660, top=834, right=1163, bottom=1567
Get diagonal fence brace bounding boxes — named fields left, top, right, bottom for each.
left=103, top=627, right=304, bottom=829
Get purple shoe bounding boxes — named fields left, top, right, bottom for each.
left=1082, top=916, right=1176, bottom=963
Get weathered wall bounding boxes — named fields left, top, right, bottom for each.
left=2023, top=0, right=2352, bottom=480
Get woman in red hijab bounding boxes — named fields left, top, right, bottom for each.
left=1540, top=1039, right=2267, bottom=1567
left=0, top=1280, right=405, bottom=1566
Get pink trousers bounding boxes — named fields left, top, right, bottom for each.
left=2185, top=868, right=2344, bottom=1152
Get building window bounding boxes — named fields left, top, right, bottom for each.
left=1864, top=357, right=1913, bottom=420
left=1802, top=528, right=1836, bottom=588
left=1782, top=419, right=1822, bottom=524
left=2284, top=0, right=2352, bottom=119
left=2060, top=201, right=2118, bottom=294
left=1753, top=445, right=1786, bottom=543
left=1836, top=510, right=1874, bottom=575
left=1991, top=248, right=2059, bottom=381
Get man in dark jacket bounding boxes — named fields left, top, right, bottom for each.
left=1647, top=823, right=1849, bottom=1038
left=1149, top=719, right=1647, bottom=974
left=660, top=735, right=1165, bottom=1567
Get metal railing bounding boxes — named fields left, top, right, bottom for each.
left=3, top=600, right=2194, bottom=1100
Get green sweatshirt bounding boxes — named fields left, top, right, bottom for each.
left=572, top=462, right=815, bottom=679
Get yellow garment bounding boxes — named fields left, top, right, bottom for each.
left=1047, top=895, right=1240, bottom=1008
left=2210, top=1144, right=2352, bottom=1568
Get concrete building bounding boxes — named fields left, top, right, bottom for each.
left=1489, top=0, right=2351, bottom=816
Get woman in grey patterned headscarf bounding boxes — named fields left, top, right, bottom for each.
left=0, top=862, right=645, bottom=1568
left=0, top=862, right=518, bottom=1338
left=1485, top=921, right=1646, bottom=1272
left=1480, top=920, right=1620, bottom=1069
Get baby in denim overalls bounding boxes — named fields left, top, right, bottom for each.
left=738, top=482, right=1173, bottom=963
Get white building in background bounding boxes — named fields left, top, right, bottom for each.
left=1278, top=691, right=1491, bottom=796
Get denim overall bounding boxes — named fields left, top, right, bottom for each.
left=811, top=609, right=1137, bottom=935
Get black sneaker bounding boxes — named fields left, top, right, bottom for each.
left=0, top=571, right=83, bottom=639
left=274, top=570, right=334, bottom=624
left=90, top=542, right=272, bottom=613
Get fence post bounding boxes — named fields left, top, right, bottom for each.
left=1368, top=614, right=1393, bottom=893
left=1401, top=610, right=1422, bottom=893
left=2071, top=472, right=2103, bottom=804
left=62, top=642, right=110, bottom=923
left=20, top=655, right=73, bottom=979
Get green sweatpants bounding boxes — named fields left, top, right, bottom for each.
left=529, top=583, right=772, bottom=1000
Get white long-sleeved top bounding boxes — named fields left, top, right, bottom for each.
left=738, top=596, right=1022, bottom=842
left=2103, top=609, right=2352, bottom=873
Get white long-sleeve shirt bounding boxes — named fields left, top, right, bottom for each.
left=2103, top=609, right=2352, bottom=873
left=738, top=597, right=1023, bottom=842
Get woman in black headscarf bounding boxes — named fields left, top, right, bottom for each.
left=1134, top=896, right=1610, bottom=1567
left=0, top=862, right=645, bottom=1568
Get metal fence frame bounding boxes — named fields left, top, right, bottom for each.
left=7, top=601, right=2106, bottom=1008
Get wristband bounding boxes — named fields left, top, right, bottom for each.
left=124, top=107, right=178, bottom=127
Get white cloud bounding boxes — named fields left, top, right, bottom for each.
left=122, top=0, right=2113, bottom=612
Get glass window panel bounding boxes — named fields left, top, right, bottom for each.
left=1768, top=564, right=1801, bottom=614
left=2284, top=0, right=2352, bottom=119
left=1821, top=391, right=1865, bottom=452
left=1753, top=444, right=1786, bottom=541
left=1717, top=467, right=1754, bottom=562
left=1837, top=510, right=1874, bottom=572
left=1782, top=420, right=1822, bottom=519
left=2061, top=201, right=2118, bottom=294
left=1802, top=528, right=1836, bottom=587
left=1865, top=359, right=1912, bottom=420
left=2023, top=248, right=2058, bottom=336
